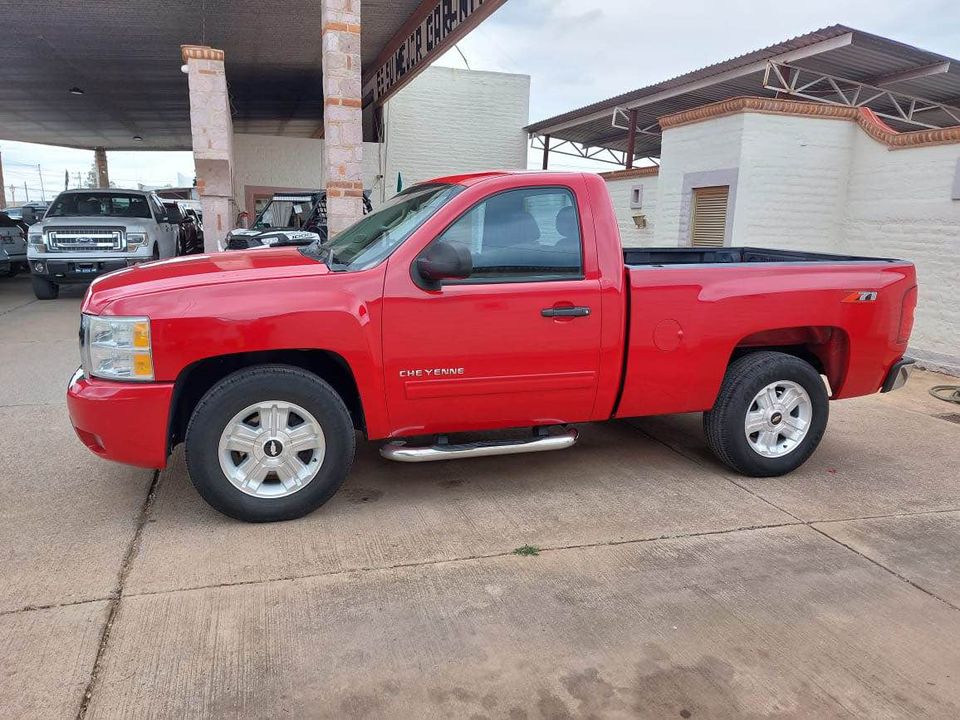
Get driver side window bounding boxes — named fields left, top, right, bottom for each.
left=436, top=186, right=583, bottom=282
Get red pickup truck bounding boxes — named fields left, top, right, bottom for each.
left=68, top=171, right=917, bottom=522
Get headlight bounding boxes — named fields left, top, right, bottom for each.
left=80, top=314, right=154, bottom=381
left=127, top=232, right=147, bottom=250
left=28, top=232, right=43, bottom=249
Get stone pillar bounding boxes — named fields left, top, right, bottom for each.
left=94, top=147, right=109, bottom=188
left=321, top=0, right=363, bottom=236
left=181, top=45, right=234, bottom=252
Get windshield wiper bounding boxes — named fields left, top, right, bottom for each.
left=313, top=239, right=341, bottom=269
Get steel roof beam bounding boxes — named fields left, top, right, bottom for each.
left=764, top=61, right=960, bottom=129
left=533, top=31, right=854, bottom=135
left=869, top=61, right=951, bottom=87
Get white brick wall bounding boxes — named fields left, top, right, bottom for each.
left=735, top=113, right=854, bottom=251
left=232, top=66, right=530, bottom=212
left=653, top=113, right=744, bottom=244
left=377, top=66, right=530, bottom=200
left=603, top=109, right=960, bottom=373
left=604, top=175, right=658, bottom=247
left=843, top=133, right=960, bottom=372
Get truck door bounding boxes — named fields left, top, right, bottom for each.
left=381, top=182, right=602, bottom=436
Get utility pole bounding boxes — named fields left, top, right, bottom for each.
left=24, top=181, right=29, bottom=202
left=8, top=184, right=15, bottom=205
left=0, top=150, right=6, bottom=209
left=37, top=164, right=46, bottom=201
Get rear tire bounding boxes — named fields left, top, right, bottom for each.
left=185, top=365, right=356, bottom=522
left=31, top=276, right=59, bottom=300
left=703, top=351, right=828, bottom=477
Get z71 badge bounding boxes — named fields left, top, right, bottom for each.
left=842, top=291, right=878, bottom=303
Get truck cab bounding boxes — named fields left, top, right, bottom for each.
left=27, top=188, right=178, bottom=299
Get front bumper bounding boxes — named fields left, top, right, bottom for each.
left=67, top=368, right=174, bottom=469
left=880, top=356, right=915, bottom=393
left=30, top=257, right=130, bottom=283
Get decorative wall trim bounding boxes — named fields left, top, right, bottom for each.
left=181, top=45, right=225, bottom=63
left=598, top=166, right=660, bottom=180
left=659, top=96, right=960, bottom=150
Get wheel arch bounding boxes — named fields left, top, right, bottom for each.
left=167, top=349, right=365, bottom=453
left=730, top=325, right=850, bottom=396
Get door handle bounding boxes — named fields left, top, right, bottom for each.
left=541, top=306, right=591, bottom=318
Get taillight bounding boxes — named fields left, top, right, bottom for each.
left=897, top=285, right=917, bottom=344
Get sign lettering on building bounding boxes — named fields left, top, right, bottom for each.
left=373, top=0, right=488, bottom=103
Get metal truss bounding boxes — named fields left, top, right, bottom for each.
left=763, top=61, right=960, bottom=129
left=529, top=134, right=629, bottom=167
left=611, top=107, right=662, bottom=135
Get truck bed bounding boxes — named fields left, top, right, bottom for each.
left=623, top=246, right=899, bottom=266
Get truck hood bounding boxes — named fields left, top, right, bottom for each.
left=83, top=247, right=329, bottom=315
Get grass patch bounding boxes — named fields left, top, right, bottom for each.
left=513, top=545, right=541, bottom=557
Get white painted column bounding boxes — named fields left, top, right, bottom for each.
left=181, top=45, right=235, bottom=252
left=321, top=0, right=364, bottom=236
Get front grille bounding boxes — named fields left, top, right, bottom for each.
left=48, top=226, right=124, bottom=252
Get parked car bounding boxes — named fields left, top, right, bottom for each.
left=0, top=211, right=27, bottom=276
left=67, top=171, right=917, bottom=523
left=161, top=200, right=203, bottom=256
left=3, top=202, right=49, bottom=225
left=183, top=207, right=204, bottom=249
left=224, top=190, right=372, bottom=250
left=0, top=247, right=10, bottom=276
left=27, top=188, right=178, bottom=299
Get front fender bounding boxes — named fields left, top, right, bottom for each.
left=103, top=267, right=391, bottom=438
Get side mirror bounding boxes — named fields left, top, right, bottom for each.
left=416, top=241, right=472, bottom=289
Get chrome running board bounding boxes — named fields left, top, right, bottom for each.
left=380, top=428, right=579, bottom=463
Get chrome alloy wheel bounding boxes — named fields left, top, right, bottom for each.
left=218, top=401, right=326, bottom=498
left=743, top=380, right=813, bottom=458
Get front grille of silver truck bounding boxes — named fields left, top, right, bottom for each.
left=47, top=227, right=125, bottom=252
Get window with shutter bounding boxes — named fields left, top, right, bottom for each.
left=690, top=186, right=729, bottom=247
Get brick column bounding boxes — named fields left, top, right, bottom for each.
left=321, top=0, right=364, bottom=236
left=94, top=147, right=109, bottom=188
left=181, top=45, right=234, bottom=252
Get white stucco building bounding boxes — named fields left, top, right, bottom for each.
left=529, top=26, right=960, bottom=375
left=600, top=99, right=960, bottom=373
left=232, top=66, right=530, bottom=215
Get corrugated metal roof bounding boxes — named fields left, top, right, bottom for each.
left=527, top=25, right=960, bottom=156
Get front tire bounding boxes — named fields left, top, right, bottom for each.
left=185, top=365, right=356, bottom=522
left=31, top=276, right=59, bottom=300
left=703, top=351, right=828, bottom=477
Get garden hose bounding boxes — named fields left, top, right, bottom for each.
left=929, top=385, right=960, bottom=404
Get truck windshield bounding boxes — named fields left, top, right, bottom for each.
left=317, top=183, right=462, bottom=271
left=254, top=198, right=317, bottom=230
left=47, top=193, right=152, bottom=219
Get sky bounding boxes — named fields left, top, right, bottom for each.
left=2, top=0, right=959, bottom=195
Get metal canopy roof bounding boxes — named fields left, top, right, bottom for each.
left=526, top=25, right=960, bottom=161
left=0, top=0, right=505, bottom=151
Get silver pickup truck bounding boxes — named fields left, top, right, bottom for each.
left=27, top=188, right=179, bottom=299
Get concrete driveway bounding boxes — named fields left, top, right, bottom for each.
left=2, top=273, right=959, bottom=719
